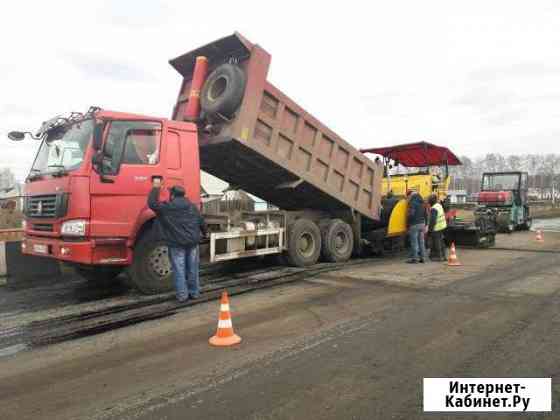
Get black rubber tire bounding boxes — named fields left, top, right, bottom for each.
left=319, top=219, right=354, bottom=263
left=76, top=267, right=122, bottom=283
left=506, top=222, right=515, bottom=234
left=129, top=228, right=174, bottom=294
left=285, top=219, right=322, bottom=267
left=520, top=218, right=532, bottom=231
left=200, top=63, right=246, bottom=119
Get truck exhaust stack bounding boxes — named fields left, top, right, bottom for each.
left=183, top=56, right=209, bottom=122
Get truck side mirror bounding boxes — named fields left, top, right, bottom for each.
left=92, top=122, right=104, bottom=150
left=8, top=131, right=26, bottom=141
left=92, top=151, right=104, bottom=167
left=91, top=151, right=115, bottom=183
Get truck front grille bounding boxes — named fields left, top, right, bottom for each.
left=25, top=194, right=68, bottom=219
left=32, top=223, right=54, bottom=232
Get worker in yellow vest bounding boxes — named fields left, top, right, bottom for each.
left=428, top=194, right=447, bottom=261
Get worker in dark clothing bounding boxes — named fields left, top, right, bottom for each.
left=428, top=194, right=447, bottom=261
left=406, top=190, right=427, bottom=263
left=380, top=190, right=399, bottom=226
left=148, top=177, right=208, bottom=302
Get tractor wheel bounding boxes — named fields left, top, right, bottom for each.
left=319, top=219, right=354, bottom=263
left=129, top=228, right=174, bottom=294
left=285, top=219, right=322, bottom=267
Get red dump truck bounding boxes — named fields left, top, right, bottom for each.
left=11, top=33, right=384, bottom=293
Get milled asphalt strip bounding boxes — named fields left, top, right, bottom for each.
left=0, top=259, right=378, bottom=352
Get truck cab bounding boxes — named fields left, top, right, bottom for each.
left=22, top=109, right=200, bottom=288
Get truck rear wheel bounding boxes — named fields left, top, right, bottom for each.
left=129, top=229, right=174, bottom=294
left=319, top=219, right=354, bottom=262
left=285, top=219, right=321, bottom=267
left=201, top=63, right=246, bottom=119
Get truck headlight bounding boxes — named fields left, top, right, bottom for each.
left=61, top=219, right=87, bottom=236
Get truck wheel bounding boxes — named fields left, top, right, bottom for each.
left=285, top=219, right=321, bottom=267
left=200, top=63, right=246, bottom=119
left=319, top=219, right=354, bottom=262
left=76, top=267, right=122, bottom=284
left=129, top=230, right=174, bottom=294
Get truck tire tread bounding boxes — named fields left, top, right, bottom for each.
left=130, top=228, right=174, bottom=295
left=319, top=219, right=354, bottom=263
left=200, top=63, right=246, bottom=118
left=285, top=219, right=321, bottom=267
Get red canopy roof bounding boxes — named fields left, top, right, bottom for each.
left=360, top=141, right=461, bottom=167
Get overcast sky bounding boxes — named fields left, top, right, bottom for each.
left=1, top=0, right=559, bottom=181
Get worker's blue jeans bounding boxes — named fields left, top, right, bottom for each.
left=408, top=223, right=426, bottom=261
left=168, top=245, right=200, bottom=301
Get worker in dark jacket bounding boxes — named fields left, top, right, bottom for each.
left=380, top=190, right=399, bottom=226
left=406, top=190, right=427, bottom=263
left=148, top=178, right=208, bottom=302
left=428, top=194, right=447, bottom=261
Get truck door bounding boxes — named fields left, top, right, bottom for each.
left=90, top=120, right=164, bottom=237
left=165, top=123, right=200, bottom=206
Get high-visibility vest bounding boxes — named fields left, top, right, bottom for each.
left=433, top=203, right=447, bottom=231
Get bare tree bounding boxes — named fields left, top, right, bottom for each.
left=0, top=167, right=16, bottom=190
left=448, top=152, right=560, bottom=199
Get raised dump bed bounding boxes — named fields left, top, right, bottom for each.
left=170, top=33, right=382, bottom=221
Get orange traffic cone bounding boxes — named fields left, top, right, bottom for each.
left=209, top=291, right=241, bottom=347
left=447, top=242, right=462, bottom=266
left=535, top=230, right=544, bottom=243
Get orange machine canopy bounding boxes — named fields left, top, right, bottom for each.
left=361, top=141, right=461, bottom=167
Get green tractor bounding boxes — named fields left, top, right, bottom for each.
left=477, top=171, right=532, bottom=233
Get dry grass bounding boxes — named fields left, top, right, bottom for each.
left=0, top=208, right=23, bottom=229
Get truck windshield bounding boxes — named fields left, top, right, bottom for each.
left=30, top=119, right=93, bottom=175
left=482, top=174, right=520, bottom=191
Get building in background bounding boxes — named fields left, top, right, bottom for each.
left=447, top=189, right=467, bottom=204
left=0, top=183, right=24, bottom=210
left=0, top=168, right=16, bottom=191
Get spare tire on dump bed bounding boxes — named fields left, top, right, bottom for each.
left=200, top=63, right=246, bottom=119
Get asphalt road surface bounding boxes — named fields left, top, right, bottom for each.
left=1, top=231, right=559, bottom=420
